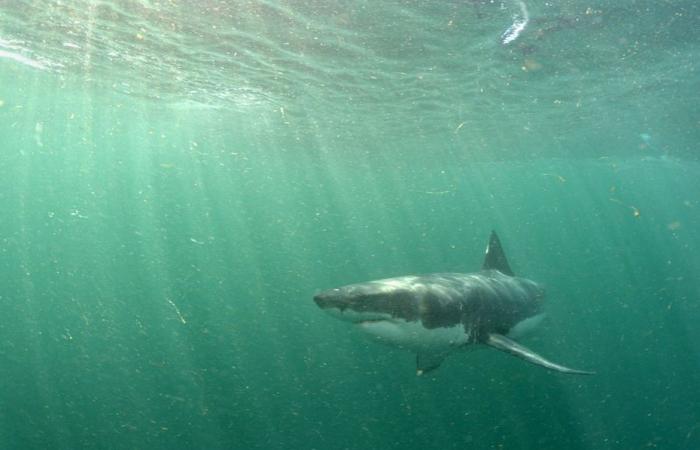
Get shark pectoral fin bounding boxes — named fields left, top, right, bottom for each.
left=416, top=352, right=448, bottom=376
left=486, top=334, right=595, bottom=375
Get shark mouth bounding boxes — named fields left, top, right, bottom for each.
left=318, top=305, right=393, bottom=325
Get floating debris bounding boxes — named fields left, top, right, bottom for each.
left=542, top=173, right=566, bottom=183
left=166, top=298, right=187, bottom=325
left=34, top=121, right=44, bottom=147
left=610, top=198, right=641, bottom=218
left=501, top=1, right=530, bottom=45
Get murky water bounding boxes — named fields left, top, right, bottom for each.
left=0, top=1, right=698, bottom=449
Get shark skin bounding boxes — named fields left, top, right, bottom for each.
left=313, top=231, right=594, bottom=376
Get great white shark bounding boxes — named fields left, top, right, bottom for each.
left=313, top=231, right=594, bottom=376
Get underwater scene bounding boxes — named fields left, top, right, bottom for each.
left=0, top=1, right=698, bottom=449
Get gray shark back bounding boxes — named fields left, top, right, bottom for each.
left=371, top=271, right=544, bottom=342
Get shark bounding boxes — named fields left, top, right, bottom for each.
left=313, top=231, right=594, bottom=376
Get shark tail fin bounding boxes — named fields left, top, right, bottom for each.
left=482, top=231, right=514, bottom=276
left=486, top=333, right=595, bottom=375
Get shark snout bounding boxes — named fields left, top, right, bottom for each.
left=313, top=288, right=345, bottom=310
left=314, top=288, right=361, bottom=323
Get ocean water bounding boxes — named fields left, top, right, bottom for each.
left=0, top=1, right=699, bottom=449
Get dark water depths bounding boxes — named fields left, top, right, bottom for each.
left=0, top=1, right=699, bottom=449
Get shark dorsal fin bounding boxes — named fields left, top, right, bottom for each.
left=482, top=231, right=514, bottom=276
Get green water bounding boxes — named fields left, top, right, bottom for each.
left=0, top=1, right=699, bottom=449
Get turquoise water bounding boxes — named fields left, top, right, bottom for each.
left=1, top=1, right=699, bottom=449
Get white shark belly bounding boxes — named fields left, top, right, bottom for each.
left=357, top=319, right=469, bottom=352
left=507, top=313, right=545, bottom=339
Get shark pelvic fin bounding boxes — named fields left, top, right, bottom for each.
left=416, top=352, right=448, bottom=376
left=482, top=231, right=514, bottom=276
left=485, top=333, right=595, bottom=375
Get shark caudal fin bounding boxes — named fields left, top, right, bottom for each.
left=482, top=231, right=514, bottom=276
left=486, top=333, right=595, bottom=375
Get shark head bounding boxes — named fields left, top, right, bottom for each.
left=313, top=277, right=422, bottom=325
left=314, top=276, right=472, bottom=355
